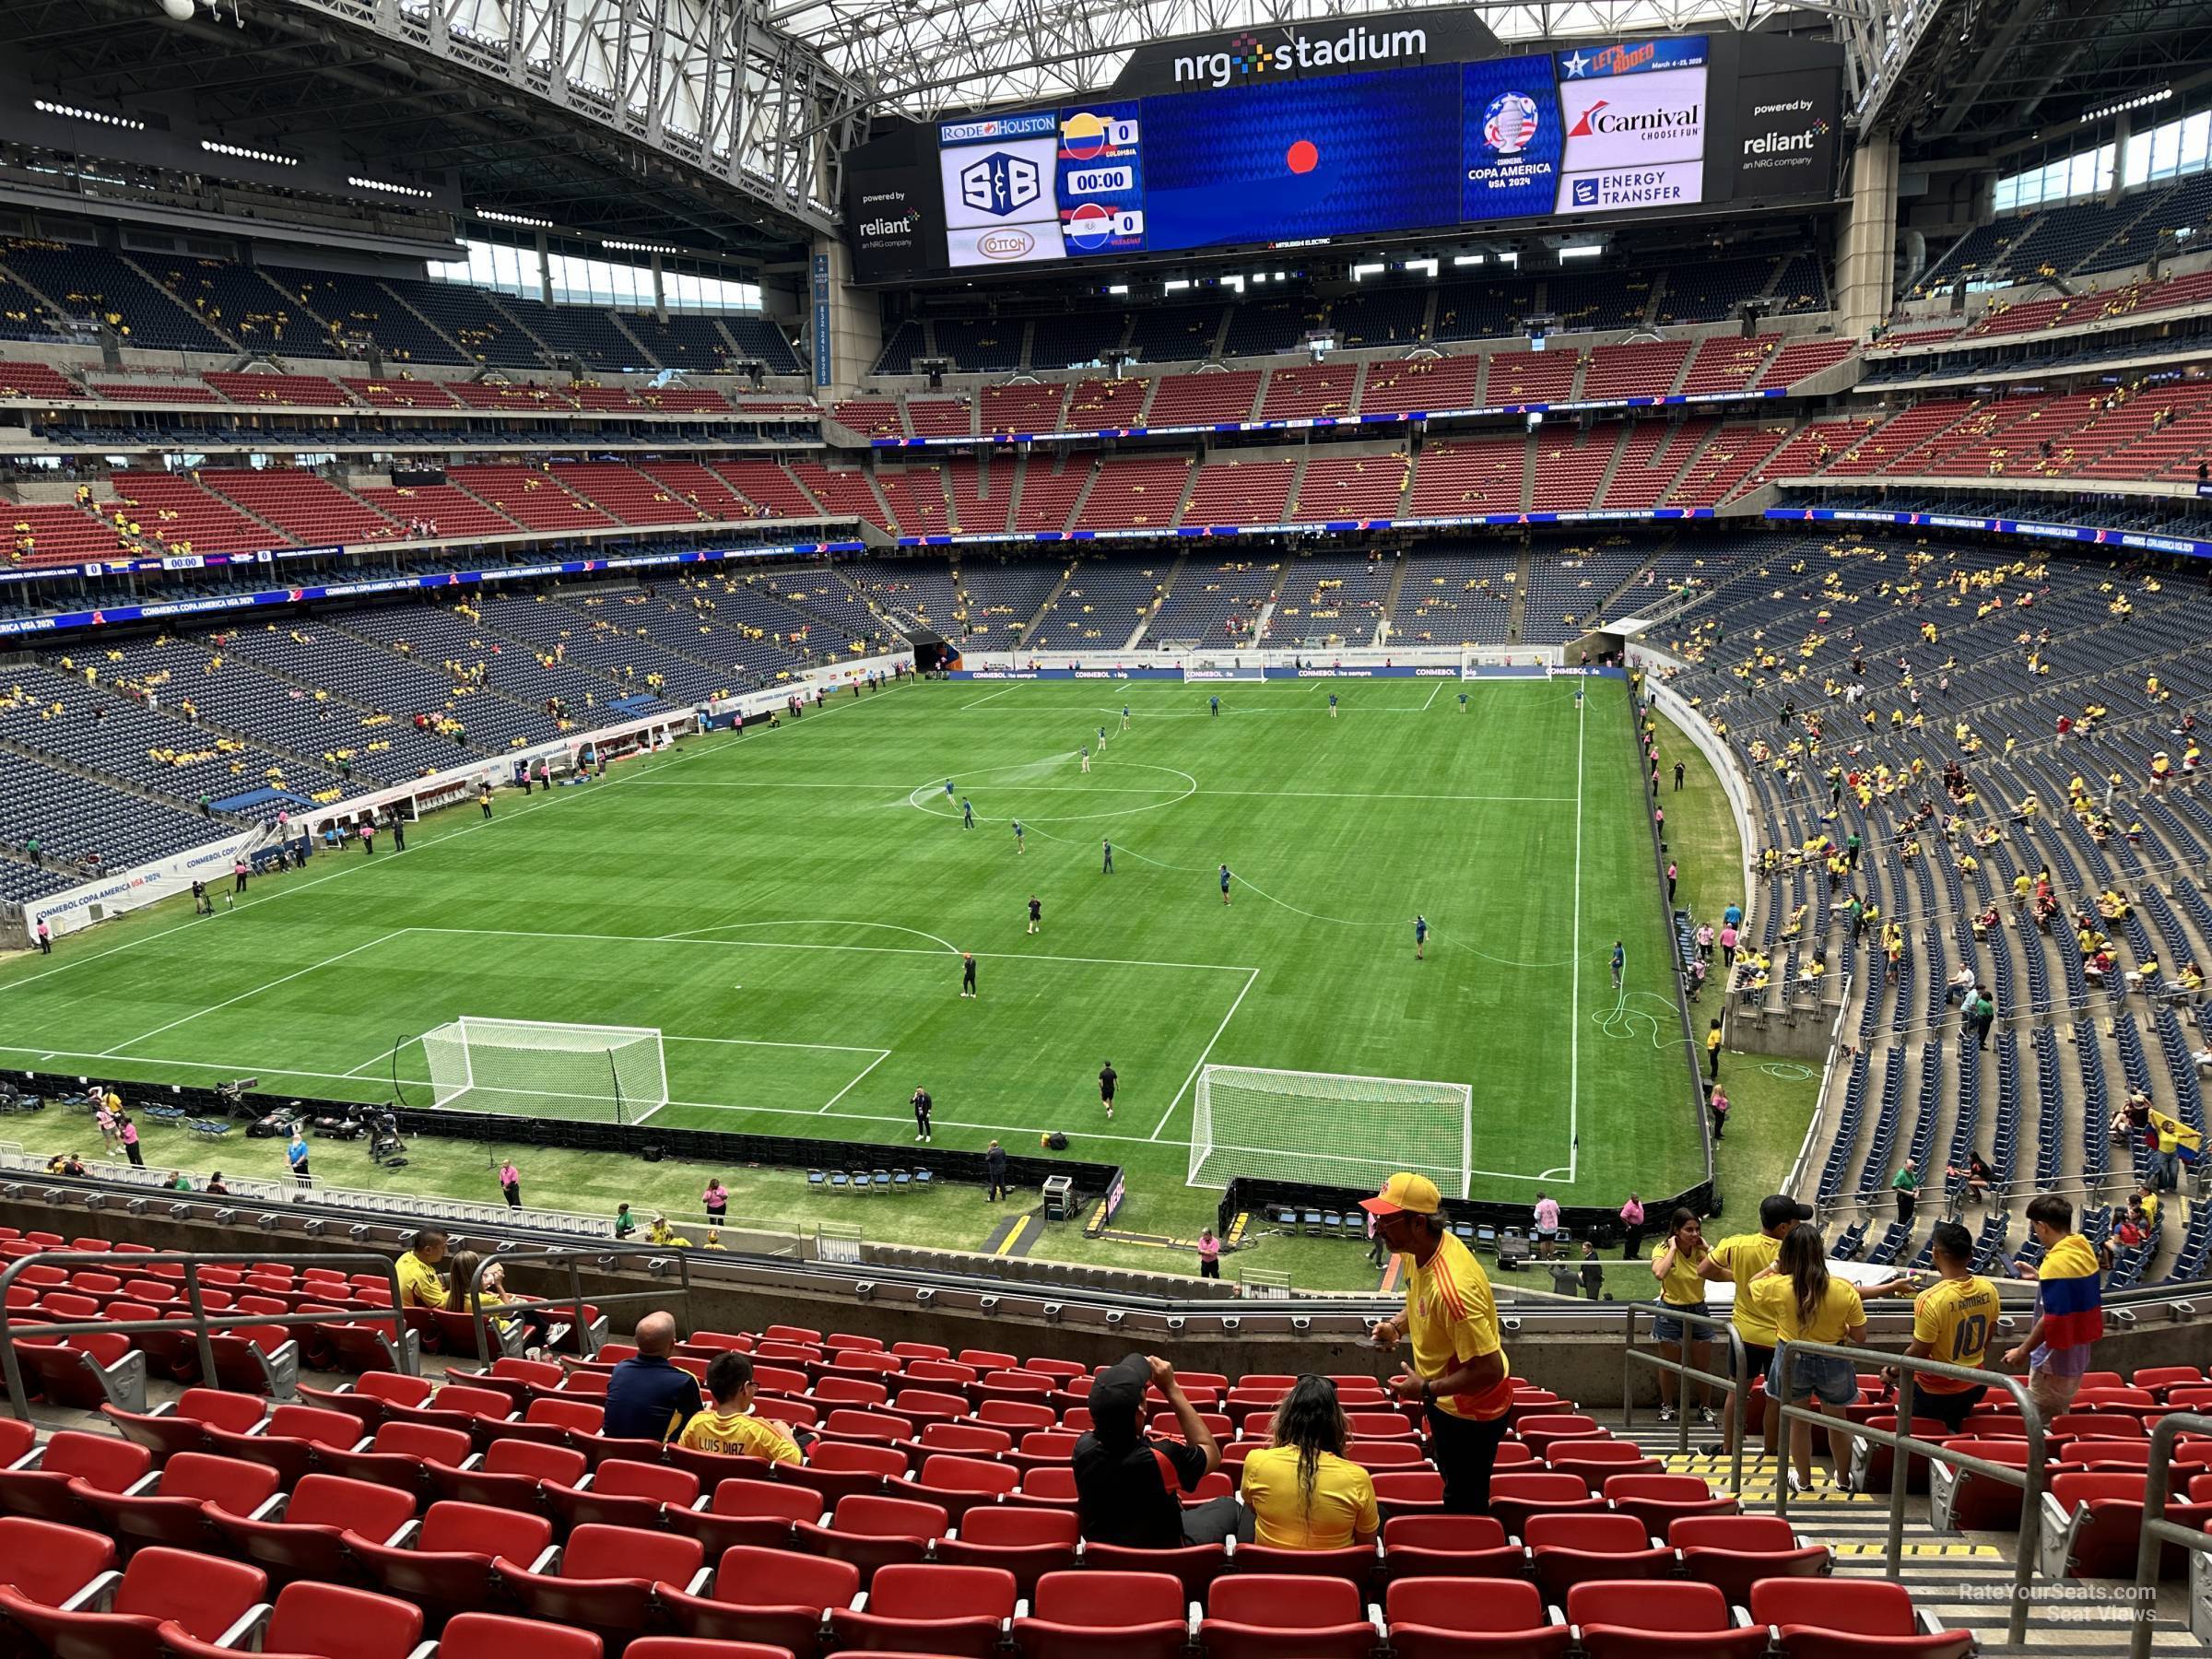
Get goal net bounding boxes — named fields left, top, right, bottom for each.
left=1189, top=1065, right=1473, bottom=1197
left=418, top=1017, right=668, bottom=1125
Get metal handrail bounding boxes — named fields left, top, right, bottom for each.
left=2128, top=1408, right=2212, bottom=1659
left=0, top=1248, right=408, bottom=1420
left=453, top=1246, right=695, bottom=1367
left=1618, top=1299, right=1750, bottom=1498
left=1770, top=1337, right=2046, bottom=1645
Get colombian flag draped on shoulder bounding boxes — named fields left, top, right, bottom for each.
left=2036, top=1233, right=2105, bottom=1348
left=2149, top=1107, right=2203, bottom=1165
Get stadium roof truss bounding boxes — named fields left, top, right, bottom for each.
left=784, top=0, right=1867, bottom=119
left=298, top=0, right=863, bottom=236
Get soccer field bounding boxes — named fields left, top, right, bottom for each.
left=0, top=673, right=1706, bottom=1221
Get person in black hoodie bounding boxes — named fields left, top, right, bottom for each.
left=1071, top=1353, right=1251, bottom=1546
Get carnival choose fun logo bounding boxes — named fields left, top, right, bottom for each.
left=1172, top=24, right=1429, bottom=88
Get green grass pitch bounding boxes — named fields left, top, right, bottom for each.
left=0, top=674, right=1706, bottom=1227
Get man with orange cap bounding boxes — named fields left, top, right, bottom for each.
left=1364, top=1171, right=1513, bottom=1514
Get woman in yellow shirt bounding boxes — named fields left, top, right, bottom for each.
left=1651, top=1209, right=1715, bottom=1425
left=1237, top=1375, right=1379, bottom=1550
left=1747, top=1224, right=1874, bottom=1494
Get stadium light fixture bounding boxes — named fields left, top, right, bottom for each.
left=604, top=239, right=681, bottom=255
left=33, top=100, right=146, bottom=132
left=1350, top=261, right=1386, bottom=281
left=203, top=139, right=296, bottom=167
left=349, top=174, right=433, bottom=199
left=1453, top=253, right=1485, bottom=266
left=477, top=207, right=554, bottom=229
left=2083, top=87, right=2171, bottom=123
left=1558, top=243, right=1602, bottom=261
left=1404, top=257, right=1439, bottom=276
left=1163, top=278, right=1191, bottom=292
left=1105, top=284, right=1129, bottom=295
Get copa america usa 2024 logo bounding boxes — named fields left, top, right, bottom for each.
left=1483, top=93, right=1540, bottom=155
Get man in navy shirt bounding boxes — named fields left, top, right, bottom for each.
left=600, top=1312, right=702, bottom=1442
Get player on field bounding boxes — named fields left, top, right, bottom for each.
left=478, top=780, right=493, bottom=819
left=1097, top=724, right=1108, bottom=750
left=961, top=797, right=975, bottom=829
left=1080, top=746, right=1090, bottom=773
left=1219, top=864, right=1232, bottom=906
left=1210, top=695, right=1220, bottom=717
left=944, top=779, right=956, bottom=800
left=1012, top=818, right=1025, bottom=853
left=1027, top=894, right=1041, bottom=935
left=911, top=1086, right=933, bottom=1143
left=1458, top=692, right=1469, bottom=713
left=1101, top=838, right=1114, bottom=875
left=1121, top=705, right=1131, bottom=731
left=1099, top=1060, right=1117, bottom=1122
left=1329, top=692, right=1339, bottom=719
left=960, top=953, right=978, bottom=999
left=1415, top=914, right=1428, bottom=960
left=1611, top=939, right=1626, bottom=991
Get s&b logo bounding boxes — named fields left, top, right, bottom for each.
left=959, top=152, right=1042, bottom=216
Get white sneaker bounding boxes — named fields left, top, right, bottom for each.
left=1699, top=1406, right=1718, bottom=1426
left=1658, top=1405, right=1677, bottom=1423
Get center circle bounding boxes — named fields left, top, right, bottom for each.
left=908, top=760, right=1199, bottom=825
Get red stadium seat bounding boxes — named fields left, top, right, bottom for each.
left=662, top=1441, right=778, bottom=1490
left=1011, top=1570, right=1189, bottom=1659
left=916, top=1425, right=1009, bottom=1458
left=71, top=1451, right=281, bottom=1555
left=100, top=1391, right=265, bottom=1461
left=934, top=1503, right=1079, bottom=1593
left=665, top=1478, right=824, bottom=1552
left=1512, top=1417, right=1607, bottom=1462
left=435, top=1614, right=603, bottom=1659
left=1488, top=1474, right=1605, bottom=1537
left=1567, top=1581, right=1766, bottom=1659
left=899, top=1455, right=1016, bottom=1524
left=1600, top=1475, right=1737, bottom=1535
left=0, top=1432, right=152, bottom=1525
left=315, top=1423, right=473, bottom=1504
left=628, top=1642, right=791, bottom=1659
left=1546, top=1443, right=1665, bottom=1482
left=659, top=1544, right=861, bottom=1653
left=0, top=1418, right=34, bottom=1467
left=2131, top=1366, right=2206, bottom=1399
left=1383, top=1577, right=1571, bottom=1659
left=11, top=1335, right=143, bottom=1413
left=203, top=1404, right=365, bottom=1488
left=493, top=1523, right=704, bottom=1647
left=1527, top=1512, right=1671, bottom=1601
left=0, top=1546, right=265, bottom=1659
left=347, top=1500, right=556, bottom=1628
left=1849, top=1416, right=1951, bottom=1496
left=1197, top=1573, right=1380, bottom=1659
left=2039, top=1471, right=2212, bottom=1580
left=1928, top=1440, right=2033, bottom=1534
left=1381, top=1514, right=1525, bottom=1582
left=1750, top=1578, right=1973, bottom=1659
left=794, top=1495, right=946, bottom=1576
left=431, top=1437, right=584, bottom=1513
left=1669, top=1515, right=1830, bottom=1604
left=549, top=1458, right=699, bottom=1532
left=1371, top=1469, right=1447, bottom=1521
left=1080, top=1542, right=1228, bottom=1602
left=0, top=1517, right=117, bottom=1607
left=211, top=1472, right=417, bottom=1586
left=157, top=1582, right=423, bottom=1659
left=827, top=1562, right=1016, bottom=1657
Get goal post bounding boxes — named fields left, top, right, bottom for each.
left=418, top=1017, right=669, bottom=1125
left=1189, top=1065, right=1473, bottom=1197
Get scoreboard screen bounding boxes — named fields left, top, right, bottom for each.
left=843, top=29, right=1840, bottom=281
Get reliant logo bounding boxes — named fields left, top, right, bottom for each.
left=1568, top=99, right=1701, bottom=138
left=859, top=214, right=916, bottom=238
left=1744, top=125, right=1827, bottom=156
left=1172, top=25, right=1428, bottom=88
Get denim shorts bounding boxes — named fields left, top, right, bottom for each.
left=1771, top=1348, right=1858, bottom=1406
left=1652, top=1301, right=1710, bottom=1344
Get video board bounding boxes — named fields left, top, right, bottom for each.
left=841, top=26, right=1841, bottom=283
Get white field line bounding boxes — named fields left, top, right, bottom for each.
left=818, top=1050, right=892, bottom=1113
left=1421, top=680, right=1442, bottom=711
left=98, top=931, right=408, bottom=1058
left=959, top=686, right=1020, bottom=711
left=633, top=780, right=1572, bottom=805
left=1151, top=968, right=1260, bottom=1141
left=1570, top=688, right=1585, bottom=1183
